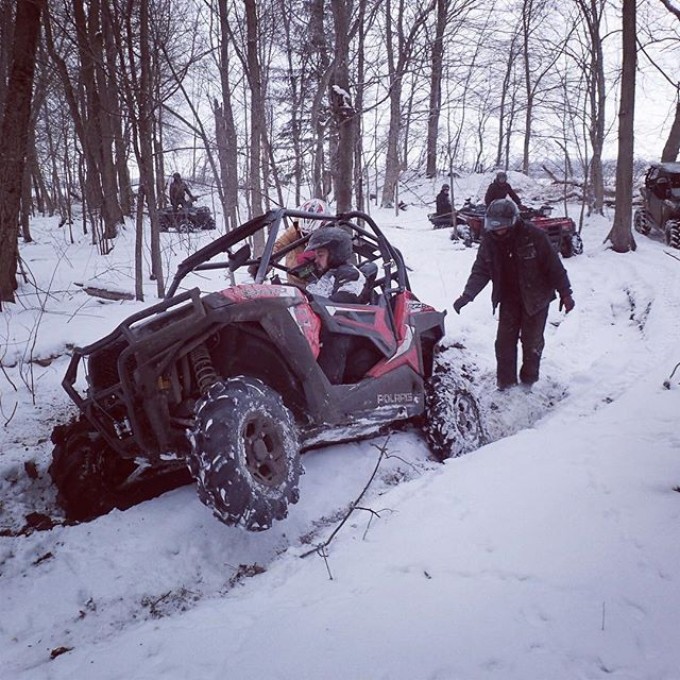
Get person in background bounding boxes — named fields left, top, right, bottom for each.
left=452, top=198, right=574, bottom=391
left=168, top=172, right=196, bottom=217
left=484, top=171, right=522, bottom=208
left=304, top=226, right=366, bottom=383
left=435, top=184, right=452, bottom=216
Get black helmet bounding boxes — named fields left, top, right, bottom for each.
left=305, top=226, right=353, bottom=267
left=442, top=184, right=450, bottom=191
left=485, top=199, right=519, bottom=232
left=173, top=172, right=181, bottom=180
left=496, top=171, right=507, bottom=183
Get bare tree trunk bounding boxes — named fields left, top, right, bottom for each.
left=496, top=36, right=518, bottom=167
left=217, top=0, right=240, bottom=229
left=309, top=0, right=330, bottom=200
left=521, top=2, right=533, bottom=175
left=245, top=0, right=265, bottom=246
left=20, top=158, right=32, bottom=242
left=353, top=2, right=367, bottom=211
left=575, top=0, right=607, bottom=215
left=330, top=0, right=354, bottom=212
left=137, top=0, right=164, bottom=296
left=381, top=0, right=434, bottom=207
left=0, top=0, right=44, bottom=307
left=135, top=185, right=144, bottom=301
left=606, top=0, right=636, bottom=253
left=0, top=0, right=14, bottom=115
left=102, top=0, right=133, bottom=216
left=661, top=100, right=680, bottom=162
left=426, top=0, right=446, bottom=178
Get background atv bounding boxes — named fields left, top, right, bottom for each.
left=158, top=198, right=216, bottom=233
left=633, top=162, right=680, bottom=248
left=521, top=205, right=583, bottom=258
left=445, top=200, right=583, bottom=257
left=51, top=208, right=482, bottom=532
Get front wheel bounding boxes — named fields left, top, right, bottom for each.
left=188, top=377, right=302, bottom=531
left=423, top=371, right=486, bottom=462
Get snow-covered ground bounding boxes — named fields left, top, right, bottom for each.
left=2, top=174, right=679, bottom=680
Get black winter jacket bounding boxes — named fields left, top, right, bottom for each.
left=436, top=190, right=452, bottom=216
left=461, top=221, right=572, bottom=316
left=484, top=180, right=521, bottom=207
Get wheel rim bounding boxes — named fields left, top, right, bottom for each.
left=454, top=391, right=485, bottom=447
left=242, top=413, right=287, bottom=487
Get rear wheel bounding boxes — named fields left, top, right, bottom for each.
left=665, top=220, right=680, bottom=249
left=423, top=371, right=486, bottom=462
left=634, top=209, right=651, bottom=235
left=49, top=418, right=137, bottom=521
left=188, top=377, right=302, bottom=531
left=569, top=233, right=584, bottom=256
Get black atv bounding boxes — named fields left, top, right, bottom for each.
left=633, top=162, right=680, bottom=248
left=50, top=208, right=484, bottom=531
left=158, top=198, right=216, bottom=233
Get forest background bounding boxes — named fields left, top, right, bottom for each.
left=0, top=0, right=679, bottom=307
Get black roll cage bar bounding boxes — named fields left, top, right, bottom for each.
left=165, top=208, right=410, bottom=299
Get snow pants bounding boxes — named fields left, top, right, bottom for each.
left=495, top=300, right=550, bottom=389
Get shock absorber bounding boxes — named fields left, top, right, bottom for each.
left=190, top=343, right=218, bottom=395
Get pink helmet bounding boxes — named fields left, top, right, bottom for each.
left=298, top=198, right=328, bottom=235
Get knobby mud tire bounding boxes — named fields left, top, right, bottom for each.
left=633, top=209, right=651, bottom=236
left=188, top=377, right=302, bottom=531
left=423, top=370, right=486, bottom=462
left=665, top=220, right=680, bottom=250
left=566, top=233, right=584, bottom=257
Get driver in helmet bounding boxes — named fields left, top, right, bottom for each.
left=452, top=198, right=574, bottom=391
left=485, top=171, right=522, bottom=208
left=304, top=226, right=367, bottom=383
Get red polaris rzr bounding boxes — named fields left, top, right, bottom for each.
left=50, top=208, right=484, bottom=531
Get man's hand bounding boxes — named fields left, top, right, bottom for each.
left=559, top=294, right=575, bottom=313
left=453, top=294, right=471, bottom=314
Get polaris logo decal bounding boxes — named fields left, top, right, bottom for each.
left=377, top=392, right=416, bottom=405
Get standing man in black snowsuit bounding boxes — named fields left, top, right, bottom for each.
left=452, top=199, right=574, bottom=390
left=484, top=171, right=522, bottom=208
left=435, top=184, right=452, bottom=216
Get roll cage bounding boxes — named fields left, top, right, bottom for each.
left=165, top=208, right=410, bottom=301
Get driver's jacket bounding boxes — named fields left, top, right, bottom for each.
left=306, top=264, right=366, bottom=303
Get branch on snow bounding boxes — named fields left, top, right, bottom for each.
left=300, top=435, right=394, bottom=563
